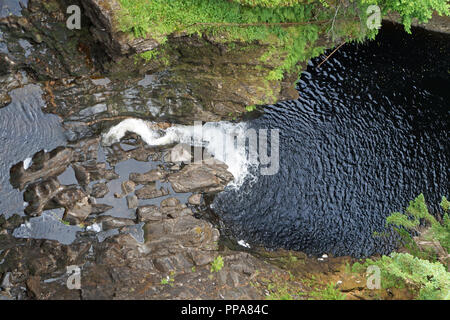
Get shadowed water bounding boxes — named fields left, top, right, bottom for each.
left=212, top=24, right=449, bottom=257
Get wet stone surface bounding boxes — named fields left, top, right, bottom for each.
left=1, top=130, right=283, bottom=299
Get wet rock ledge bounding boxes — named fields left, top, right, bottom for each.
left=0, top=0, right=311, bottom=129
left=0, top=133, right=291, bottom=300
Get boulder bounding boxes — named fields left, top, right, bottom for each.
left=73, top=162, right=118, bottom=186
left=169, top=144, right=192, bottom=163
left=92, top=216, right=136, bottom=231
left=121, top=180, right=136, bottom=196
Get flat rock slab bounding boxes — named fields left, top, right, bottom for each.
left=168, top=159, right=233, bottom=193
left=135, top=184, right=169, bottom=199
left=129, top=169, right=167, bottom=184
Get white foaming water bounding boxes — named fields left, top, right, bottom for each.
left=102, top=118, right=257, bottom=187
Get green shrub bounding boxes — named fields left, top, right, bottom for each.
left=386, top=194, right=450, bottom=254
left=361, top=0, right=450, bottom=33
left=350, top=195, right=450, bottom=300
left=364, top=253, right=450, bottom=300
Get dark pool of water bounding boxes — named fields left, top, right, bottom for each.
left=212, top=23, right=449, bottom=257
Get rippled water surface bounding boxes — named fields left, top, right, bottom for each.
left=213, top=24, right=449, bottom=257
left=0, top=84, right=66, bottom=218
left=0, top=0, right=28, bottom=19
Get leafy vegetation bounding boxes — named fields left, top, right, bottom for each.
left=161, top=271, right=176, bottom=286
left=116, top=0, right=449, bottom=80
left=210, top=255, right=224, bottom=272
left=361, top=0, right=450, bottom=32
left=355, top=253, right=450, bottom=300
left=350, top=194, right=450, bottom=300
left=386, top=194, right=450, bottom=254
left=245, top=105, right=257, bottom=112
left=116, top=0, right=363, bottom=80
left=232, top=0, right=316, bottom=7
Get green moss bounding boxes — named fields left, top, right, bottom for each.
left=138, top=50, right=160, bottom=62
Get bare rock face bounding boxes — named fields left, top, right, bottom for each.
left=10, top=147, right=74, bottom=190
left=129, top=169, right=167, bottom=185
left=168, top=159, right=234, bottom=193
left=137, top=205, right=163, bottom=222
left=137, top=197, right=193, bottom=222
left=38, top=0, right=302, bottom=128
left=135, top=183, right=169, bottom=200
left=88, top=216, right=136, bottom=231
left=80, top=0, right=160, bottom=58
left=140, top=204, right=220, bottom=263
left=383, top=12, right=450, bottom=34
